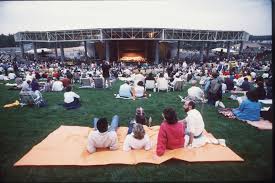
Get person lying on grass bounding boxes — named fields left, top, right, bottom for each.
left=87, top=115, right=120, bottom=154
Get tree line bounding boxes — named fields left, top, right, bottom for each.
left=0, top=34, right=81, bottom=48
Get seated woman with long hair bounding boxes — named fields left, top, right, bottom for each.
left=132, top=81, right=147, bottom=100
left=155, top=107, right=185, bottom=156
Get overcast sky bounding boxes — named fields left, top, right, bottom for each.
left=0, top=0, right=272, bottom=35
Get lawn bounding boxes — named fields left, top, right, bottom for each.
left=0, top=80, right=272, bottom=182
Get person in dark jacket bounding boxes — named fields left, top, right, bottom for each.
left=254, top=81, right=266, bottom=100
left=240, top=77, right=250, bottom=91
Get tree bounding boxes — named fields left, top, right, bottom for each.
left=0, top=34, right=16, bottom=48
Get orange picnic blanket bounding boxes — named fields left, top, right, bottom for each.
left=246, top=120, right=272, bottom=130
left=14, top=125, right=243, bottom=166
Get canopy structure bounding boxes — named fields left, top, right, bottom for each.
left=14, top=28, right=249, bottom=42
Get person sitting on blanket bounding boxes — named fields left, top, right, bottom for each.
left=186, top=80, right=205, bottom=102
left=254, top=81, right=266, bottom=100
left=239, top=77, right=251, bottom=91
left=63, top=85, right=81, bottom=109
left=182, top=100, right=206, bottom=148
left=156, top=107, right=186, bottom=156
left=232, top=89, right=261, bottom=121
left=118, top=81, right=134, bottom=98
left=87, top=115, right=120, bottom=153
left=132, top=81, right=147, bottom=100
left=123, top=123, right=152, bottom=151
left=126, top=107, right=151, bottom=134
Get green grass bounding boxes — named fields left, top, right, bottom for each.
left=0, top=80, right=272, bottom=182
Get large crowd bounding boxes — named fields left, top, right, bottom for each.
left=0, top=50, right=273, bottom=157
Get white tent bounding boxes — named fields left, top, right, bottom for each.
left=26, top=48, right=52, bottom=54
left=211, top=48, right=237, bottom=53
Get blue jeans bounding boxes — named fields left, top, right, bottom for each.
left=127, top=121, right=134, bottom=134
left=92, top=115, right=119, bottom=131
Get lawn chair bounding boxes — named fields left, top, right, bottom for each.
left=94, top=77, right=103, bottom=88
left=79, top=78, right=93, bottom=88
left=170, top=80, right=184, bottom=91
left=156, top=79, right=169, bottom=92
left=145, top=80, right=155, bottom=91
left=19, top=91, right=43, bottom=107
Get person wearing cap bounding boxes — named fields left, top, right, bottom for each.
left=169, top=72, right=182, bottom=87
left=126, top=107, right=150, bottom=134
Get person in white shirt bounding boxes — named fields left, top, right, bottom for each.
left=123, top=123, right=152, bottom=151
left=182, top=100, right=225, bottom=148
left=182, top=61, right=187, bottom=71
left=183, top=100, right=205, bottom=146
left=186, top=80, right=205, bottom=102
left=132, top=81, right=147, bottom=100
left=52, top=80, right=64, bottom=91
left=133, top=73, right=145, bottom=86
left=87, top=115, right=120, bottom=154
left=118, top=81, right=134, bottom=98
left=0, top=73, right=5, bottom=80
left=21, top=80, right=32, bottom=92
left=170, top=73, right=182, bottom=86
left=63, top=85, right=81, bottom=109
left=8, top=72, right=16, bottom=80
left=250, top=71, right=256, bottom=80
left=25, top=72, right=33, bottom=82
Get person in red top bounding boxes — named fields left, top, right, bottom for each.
left=53, top=71, right=59, bottom=79
left=156, top=107, right=185, bottom=156
left=61, top=76, right=71, bottom=88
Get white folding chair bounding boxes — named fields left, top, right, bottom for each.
left=156, top=79, right=169, bottom=92
left=145, top=80, right=156, bottom=91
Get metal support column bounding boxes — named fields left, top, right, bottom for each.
left=199, top=43, right=204, bottom=63
left=239, top=41, right=244, bottom=54
left=84, top=41, right=88, bottom=61
left=226, top=41, right=230, bottom=60
left=144, top=41, right=148, bottom=61
left=20, top=42, right=24, bottom=58
left=33, top=42, right=38, bottom=61
left=54, top=42, right=58, bottom=58
left=154, top=41, right=160, bottom=65
left=60, top=42, right=65, bottom=62
left=117, top=41, right=120, bottom=61
left=177, top=41, right=180, bottom=60
left=206, top=42, right=210, bottom=62
left=105, top=40, right=110, bottom=61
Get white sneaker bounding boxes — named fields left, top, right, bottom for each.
left=219, top=101, right=225, bottom=108
left=215, top=101, right=219, bottom=107
left=218, top=139, right=226, bottom=147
